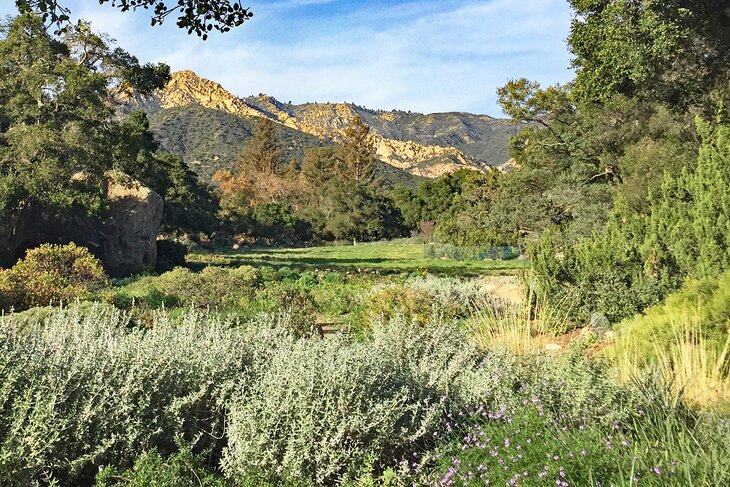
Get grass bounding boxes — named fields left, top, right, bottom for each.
left=189, top=240, right=529, bottom=276
left=608, top=314, right=730, bottom=410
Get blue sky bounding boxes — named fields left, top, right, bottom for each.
left=1, top=0, right=575, bottom=117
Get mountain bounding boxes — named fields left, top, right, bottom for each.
left=122, top=70, right=519, bottom=179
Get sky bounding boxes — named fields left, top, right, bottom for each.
left=1, top=0, right=576, bottom=117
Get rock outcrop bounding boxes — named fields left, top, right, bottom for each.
left=0, top=172, right=163, bottom=277
left=122, top=71, right=519, bottom=179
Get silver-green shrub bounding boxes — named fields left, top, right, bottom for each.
left=223, top=325, right=450, bottom=485
left=156, top=265, right=261, bottom=307
left=361, top=276, right=495, bottom=327
left=0, top=305, right=253, bottom=485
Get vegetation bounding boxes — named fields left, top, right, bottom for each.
left=2, top=0, right=730, bottom=485
left=0, top=243, right=106, bottom=312
left=16, top=0, right=253, bottom=39
left=1, top=304, right=728, bottom=485
left=211, top=116, right=409, bottom=245
left=189, top=240, right=528, bottom=276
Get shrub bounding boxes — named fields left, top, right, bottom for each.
left=363, top=286, right=436, bottom=326
left=611, top=273, right=730, bottom=361
left=361, top=276, right=490, bottom=328
left=222, top=326, right=451, bottom=485
left=1, top=305, right=725, bottom=486
left=411, top=377, right=730, bottom=487
left=0, top=305, right=254, bottom=485
left=0, top=243, right=106, bottom=311
left=153, top=266, right=261, bottom=307
left=275, top=266, right=299, bottom=282
left=607, top=273, right=730, bottom=407
left=0, top=269, right=15, bottom=312
left=95, top=445, right=230, bottom=487
left=424, top=242, right=521, bottom=261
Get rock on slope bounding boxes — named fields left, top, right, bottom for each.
left=124, top=71, right=519, bottom=179
left=0, top=172, right=163, bottom=277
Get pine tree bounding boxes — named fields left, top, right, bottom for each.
left=687, top=120, right=730, bottom=277
left=213, top=118, right=294, bottom=208
left=300, top=146, right=337, bottom=189
left=239, top=118, right=284, bottom=176
left=338, top=116, right=376, bottom=184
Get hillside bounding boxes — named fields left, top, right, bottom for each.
left=147, top=104, right=422, bottom=186
left=123, top=71, right=518, bottom=179
left=147, top=104, right=323, bottom=181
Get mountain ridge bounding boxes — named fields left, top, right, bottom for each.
left=122, top=70, right=519, bottom=178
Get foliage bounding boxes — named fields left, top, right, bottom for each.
left=0, top=243, right=106, bottom=312
left=247, top=202, right=312, bottom=244
left=17, top=0, right=253, bottom=39
left=313, top=179, right=407, bottom=242
left=607, top=273, right=730, bottom=407
left=360, top=275, right=491, bottom=330
left=0, top=12, right=216, bottom=263
left=0, top=306, right=252, bottom=485
left=488, top=1, right=728, bottom=252
left=107, top=265, right=262, bottom=310
left=568, top=0, right=730, bottom=107
left=424, top=243, right=521, bottom=262
left=412, top=380, right=730, bottom=486
left=214, top=118, right=292, bottom=209
left=363, top=286, right=437, bottom=326
left=1, top=300, right=729, bottom=485
left=95, top=445, right=231, bottom=487
left=337, top=115, right=376, bottom=184
left=391, top=169, right=504, bottom=245
left=0, top=14, right=113, bottom=219
left=534, top=119, right=730, bottom=323
left=0, top=14, right=171, bottom=218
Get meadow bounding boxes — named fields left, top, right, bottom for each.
left=188, top=240, right=529, bottom=276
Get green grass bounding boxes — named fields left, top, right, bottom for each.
left=189, top=240, right=529, bottom=276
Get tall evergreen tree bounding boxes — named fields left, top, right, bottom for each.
left=338, top=116, right=376, bottom=184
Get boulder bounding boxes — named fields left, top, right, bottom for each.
left=0, top=172, right=163, bottom=277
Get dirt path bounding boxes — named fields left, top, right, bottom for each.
left=478, top=275, right=525, bottom=306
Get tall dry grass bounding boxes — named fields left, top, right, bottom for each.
left=466, top=287, right=574, bottom=355
left=607, top=309, right=730, bottom=409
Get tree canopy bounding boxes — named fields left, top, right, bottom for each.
left=15, top=0, right=253, bottom=39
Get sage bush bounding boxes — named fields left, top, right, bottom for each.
left=0, top=305, right=253, bottom=485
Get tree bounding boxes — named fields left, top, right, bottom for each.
left=0, top=12, right=202, bottom=250
left=0, top=13, right=115, bottom=217
left=535, top=115, right=730, bottom=323
left=568, top=0, right=730, bottom=108
left=300, top=146, right=337, bottom=190
left=213, top=118, right=294, bottom=210
left=318, top=179, right=406, bottom=242
left=15, top=0, right=253, bottom=40
left=337, top=116, right=376, bottom=184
